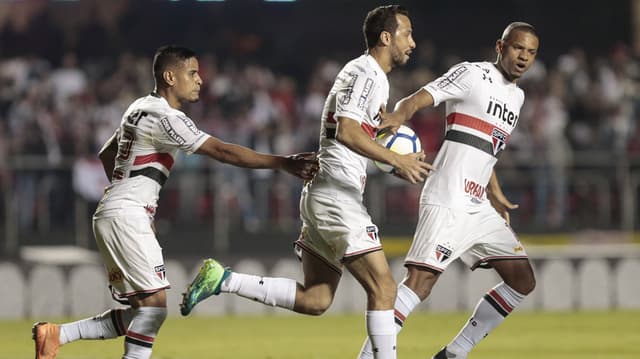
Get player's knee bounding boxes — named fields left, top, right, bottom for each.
left=521, top=275, right=536, bottom=295
left=296, top=287, right=334, bottom=315
left=304, top=295, right=333, bottom=316
left=368, top=279, right=397, bottom=307
left=140, top=306, right=168, bottom=326
left=511, top=275, right=536, bottom=296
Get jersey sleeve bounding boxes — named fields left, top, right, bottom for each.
left=424, top=62, right=478, bottom=107
left=155, top=113, right=210, bottom=154
left=334, top=65, right=377, bottom=124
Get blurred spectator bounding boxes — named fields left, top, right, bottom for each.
left=49, top=52, right=88, bottom=112
left=520, top=70, right=572, bottom=229
left=0, top=1, right=636, bottom=240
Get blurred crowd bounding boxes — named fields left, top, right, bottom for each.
left=1, top=1, right=639, bottom=239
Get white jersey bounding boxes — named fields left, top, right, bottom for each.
left=422, top=61, right=524, bottom=211
left=310, top=54, right=389, bottom=195
left=94, top=93, right=210, bottom=218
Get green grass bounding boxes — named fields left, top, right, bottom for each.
left=4, top=311, right=639, bottom=359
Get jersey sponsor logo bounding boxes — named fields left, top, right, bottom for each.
left=513, top=245, right=524, bottom=253
left=357, top=77, right=374, bottom=110
left=177, top=115, right=201, bottom=135
left=436, top=65, right=468, bottom=88
left=486, top=98, right=519, bottom=127
left=339, top=72, right=358, bottom=106
left=366, top=225, right=379, bottom=242
left=491, top=128, right=508, bottom=155
left=464, top=178, right=486, bottom=200
left=435, top=244, right=452, bottom=262
left=154, top=264, right=166, bottom=280
left=160, top=117, right=186, bottom=145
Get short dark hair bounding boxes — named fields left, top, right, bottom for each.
left=500, top=22, right=538, bottom=42
left=363, top=5, right=410, bottom=50
left=152, top=45, right=197, bottom=86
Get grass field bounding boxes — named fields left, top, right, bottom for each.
left=3, top=311, right=639, bottom=359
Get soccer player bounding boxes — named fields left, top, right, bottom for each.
left=32, top=45, right=318, bottom=359
left=180, top=5, right=432, bottom=359
left=357, top=22, right=539, bottom=359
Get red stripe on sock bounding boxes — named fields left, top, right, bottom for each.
left=394, top=309, right=406, bottom=323
left=126, top=330, right=155, bottom=343
left=489, top=289, right=513, bottom=313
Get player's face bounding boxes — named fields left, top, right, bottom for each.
left=174, top=57, right=203, bottom=103
left=390, top=14, right=415, bottom=67
left=496, top=30, right=539, bottom=82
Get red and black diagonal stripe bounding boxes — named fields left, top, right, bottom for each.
left=483, top=289, right=513, bottom=317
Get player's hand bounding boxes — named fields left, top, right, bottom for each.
left=488, top=189, right=519, bottom=224
left=376, top=107, right=405, bottom=135
left=392, top=151, right=433, bottom=184
left=283, top=152, right=319, bottom=180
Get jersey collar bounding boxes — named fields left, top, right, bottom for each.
left=365, top=54, right=386, bottom=77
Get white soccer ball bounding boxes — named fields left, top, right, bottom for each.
left=374, top=125, right=422, bottom=173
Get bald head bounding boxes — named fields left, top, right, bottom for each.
left=501, top=22, right=537, bottom=42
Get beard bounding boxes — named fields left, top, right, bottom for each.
left=391, top=47, right=408, bottom=67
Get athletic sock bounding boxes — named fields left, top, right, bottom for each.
left=358, top=284, right=421, bottom=359
left=448, top=282, right=525, bottom=356
left=123, top=307, right=167, bottom=359
left=366, top=309, right=397, bottom=359
left=59, top=308, right=134, bottom=344
left=221, top=272, right=296, bottom=310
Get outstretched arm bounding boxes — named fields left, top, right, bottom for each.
left=98, top=131, right=118, bottom=182
left=379, top=88, right=435, bottom=133
left=487, top=170, right=519, bottom=224
left=195, top=137, right=318, bottom=180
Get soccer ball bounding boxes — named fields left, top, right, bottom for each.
left=374, top=125, right=422, bottom=173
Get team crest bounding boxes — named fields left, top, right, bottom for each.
left=491, top=128, right=508, bottom=155
left=154, top=264, right=166, bottom=280
left=435, top=245, right=452, bottom=262
left=366, top=226, right=379, bottom=242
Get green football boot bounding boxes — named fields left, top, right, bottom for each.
left=180, top=258, right=231, bottom=316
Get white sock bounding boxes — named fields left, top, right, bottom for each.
left=123, top=307, right=167, bottom=359
left=359, top=284, right=421, bottom=359
left=366, top=309, right=397, bottom=359
left=448, top=282, right=525, bottom=355
left=59, top=308, right=134, bottom=344
left=221, top=272, right=296, bottom=310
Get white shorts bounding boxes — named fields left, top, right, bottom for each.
left=405, top=204, right=528, bottom=272
left=295, top=189, right=382, bottom=274
left=93, top=215, right=170, bottom=300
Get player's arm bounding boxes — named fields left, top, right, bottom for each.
left=98, top=131, right=118, bottom=182
left=487, top=170, right=519, bottom=224
left=335, top=116, right=432, bottom=184
left=378, top=88, right=435, bottom=133
left=195, top=137, right=317, bottom=180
